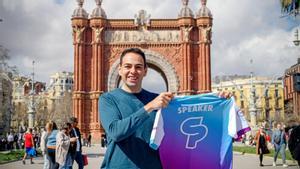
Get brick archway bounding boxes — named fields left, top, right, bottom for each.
left=107, top=50, right=179, bottom=92
left=71, top=1, right=213, bottom=141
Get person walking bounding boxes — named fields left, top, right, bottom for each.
left=47, top=121, right=59, bottom=169
left=69, top=117, right=84, bottom=169
left=56, top=122, right=77, bottom=169
left=22, top=128, right=34, bottom=165
left=254, top=126, right=269, bottom=167
left=87, top=133, right=91, bottom=147
left=272, top=123, right=288, bottom=167
left=7, top=132, right=14, bottom=151
left=41, top=123, right=52, bottom=169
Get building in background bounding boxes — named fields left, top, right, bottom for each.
left=11, top=76, right=46, bottom=131
left=284, top=58, right=300, bottom=122
left=44, top=71, right=73, bottom=126
left=212, top=76, right=284, bottom=128
left=47, top=71, right=74, bottom=99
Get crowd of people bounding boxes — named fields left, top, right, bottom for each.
left=241, top=122, right=300, bottom=168
left=0, top=117, right=86, bottom=169
left=38, top=117, right=84, bottom=169
left=0, top=129, right=40, bottom=151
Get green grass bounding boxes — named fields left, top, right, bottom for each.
left=0, top=150, right=25, bottom=164
left=233, top=146, right=294, bottom=161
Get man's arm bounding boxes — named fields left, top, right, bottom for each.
left=99, top=94, right=151, bottom=142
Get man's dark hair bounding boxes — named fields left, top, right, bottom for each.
left=69, top=117, right=78, bottom=124
left=119, top=48, right=147, bottom=68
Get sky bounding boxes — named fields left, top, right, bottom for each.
left=0, top=0, right=300, bottom=93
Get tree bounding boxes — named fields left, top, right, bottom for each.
left=280, top=0, right=300, bottom=17
left=47, top=91, right=73, bottom=127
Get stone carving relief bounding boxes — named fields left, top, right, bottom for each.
left=105, top=30, right=180, bottom=43
left=163, top=47, right=182, bottom=64
left=104, top=47, right=122, bottom=64
left=134, top=10, right=151, bottom=27
left=182, top=26, right=193, bottom=42
left=200, top=26, right=211, bottom=43
left=92, top=27, right=104, bottom=43
left=73, top=27, right=85, bottom=43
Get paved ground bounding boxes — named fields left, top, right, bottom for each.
left=0, top=144, right=299, bottom=169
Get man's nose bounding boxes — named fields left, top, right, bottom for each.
left=129, top=67, right=137, bottom=73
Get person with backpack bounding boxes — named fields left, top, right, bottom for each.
left=272, top=123, right=288, bottom=167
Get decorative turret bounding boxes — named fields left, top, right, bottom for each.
left=72, top=0, right=88, bottom=18
left=91, top=0, right=107, bottom=18
left=196, top=0, right=212, bottom=18
left=178, top=0, right=194, bottom=18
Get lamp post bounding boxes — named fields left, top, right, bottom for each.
left=249, top=71, right=257, bottom=128
left=294, top=29, right=300, bottom=46
left=247, top=58, right=257, bottom=128
left=27, top=61, right=36, bottom=128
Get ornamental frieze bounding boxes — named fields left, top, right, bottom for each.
left=104, top=30, right=180, bottom=43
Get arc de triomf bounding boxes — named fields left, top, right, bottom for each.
left=71, top=0, right=213, bottom=141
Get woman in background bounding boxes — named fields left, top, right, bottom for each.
left=56, top=122, right=77, bottom=169
left=47, top=121, right=59, bottom=169
left=255, top=126, right=269, bottom=167
left=41, top=122, right=53, bottom=169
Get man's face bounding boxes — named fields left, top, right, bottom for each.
left=72, top=121, right=78, bottom=128
left=118, top=52, right=147, bottom=92
left=277, top=124, right=281, bottom=129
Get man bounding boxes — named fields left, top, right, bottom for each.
left=69, top=117, right=84, bottom=169
left=22, top=128, right=34, bottom=165
left=99, top=48, right=230, bottom=169
left=272, top=123, right=288, bottom=167
left=7, top=132, right=14, bottom=151
left=99, top=48, right=174, bottom=169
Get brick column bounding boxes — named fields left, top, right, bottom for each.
left=89, top=18, right=107, bottom=141
left=71, top=18, right=89, bottom=133
left=178, top=18, right=195, bottom=95
left=196, top=17, right=212, bottom=93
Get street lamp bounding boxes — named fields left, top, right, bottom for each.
left=294, top=29, right=300, bottom=46
left=27, top=61, right=36, bottom=128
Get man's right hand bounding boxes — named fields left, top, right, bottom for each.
left=144, top=92, right=174, bottom=113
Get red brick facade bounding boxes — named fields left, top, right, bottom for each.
left=284, top=61, right=300, bottom=117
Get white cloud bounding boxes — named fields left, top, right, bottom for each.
left=0, top=0, right=299, bottom=89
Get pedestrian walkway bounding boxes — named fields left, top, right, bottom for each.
left=233, top=152, right=299, bottom=169
left=0, top=144, right=105, bottom=169
left=0, top=144, right=299, bottom=169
